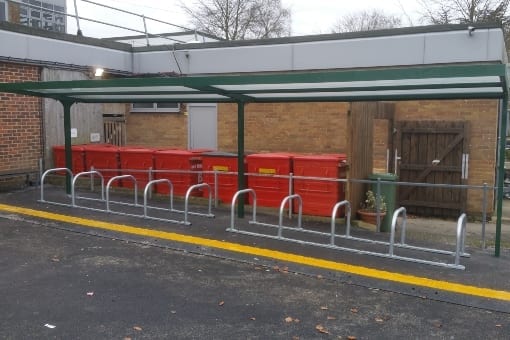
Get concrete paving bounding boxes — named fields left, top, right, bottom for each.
left=1, top=186, right=510, bottom=338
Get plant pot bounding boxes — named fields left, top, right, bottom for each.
left=357, top=209, right=386, bottom=225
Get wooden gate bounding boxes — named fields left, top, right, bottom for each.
left=395, top=121, right=468, bottom=218
left=103, top=114, right=126, bottom=146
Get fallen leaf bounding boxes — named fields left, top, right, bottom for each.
left=249, top=317, right=256, bottom=321
left=285, top=316, right=294, bottom=323
left=273, top=266, right=280, bottom=271
left=86, top=292, right=94, bottom=296
left=350, top=308, right=358, bottom=314
left=347, top=336, right=357, bottom=340
left=327, top=316, right=336, bottom=320
left=317, top=275, right=323, bottom=280
left=320, top=306, right=328, bottom=310
left=432, top=321, right=442, bottom=328
left=51, top=257, right=60, bottom=262
left=44, top=323, right=56, bottom=329
left=133, top=326, right=142, bottom=331
left=375, top=317, right=384, bottom=323
left=123, top=338, right=132, bottom=340
left=281, top=266, right=289, bottom=273
left=293, top=318, right=300, bottom=323
left=315, top=324, right=329, bottom=334
left=292, top=336, right=300, bottom=340
left=218, top=301, right=225, bottom=306
left=496, top=324, right=502, bottom=327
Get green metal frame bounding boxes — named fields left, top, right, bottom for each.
left=0, top=62, right=507, bottom=255
left=0, top=64, right=506, bottom=103
left=62, top=101, right=73, bottom=194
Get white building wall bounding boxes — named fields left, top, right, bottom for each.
left=0, top=25, right=506, bottom=76
left=135, top=28, right=507, bottom=75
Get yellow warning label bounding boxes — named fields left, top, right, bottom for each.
left=259, top=168, right=276, bottom=175
left=213, top=165, right=229, bottom=172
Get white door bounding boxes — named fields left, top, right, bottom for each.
left=188, top=103, right=217, bottom=149
left=0, top=1, right=7, bottom=21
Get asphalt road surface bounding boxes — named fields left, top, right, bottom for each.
left=1, top=213, right=509, bottom=339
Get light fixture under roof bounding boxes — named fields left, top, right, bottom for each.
left=94, top=68, right=104, bottom=78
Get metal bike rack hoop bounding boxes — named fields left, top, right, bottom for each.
left=229, top=189, right=257, bottom=231
left=389, top=207, right=407, bottom=256
left=331, top=200, right=351, bottom=244
left=183, top=183, right=214, bottom=225
left=143, top=179, right=174, bottom=217
left=40, top=167, right=73, bottom=202
left=72, top=170, right=105, bottom=206
left=455, top=213, right=469, bottom=265
left=106, top=175, right=138, bottom=212
left=278, top=194, right=302, bottom=239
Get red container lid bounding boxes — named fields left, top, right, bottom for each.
left=53, top=145, right=86, bottom=151
left=188, top=148, right=215, bottom=154
left=153, top=147, right=180, bottom=152
left=293, top=153, right=347, bottom=161
left=119, top=147, right=154, bottom=153
left=203, top=151, right=238, bottom=158
left=79, top=143, right=116, bottom=148
left=154, top=149, right=196, bottom=156
left=84, top=145, right=119, bottom=152
left=247, top=152, right=295, bottom=159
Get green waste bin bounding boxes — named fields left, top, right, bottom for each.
left=368, top=173, right=398, bottom=232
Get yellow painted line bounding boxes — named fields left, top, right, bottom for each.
left=1, top=203, right=509, bottom=302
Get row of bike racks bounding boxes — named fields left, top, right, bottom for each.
left=40, top=168, right=469, bottom=269
left=40, top=168, right=214, bottom=225
left=229, top=189, right=470, bottom=270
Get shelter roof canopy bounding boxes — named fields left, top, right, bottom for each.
left=0, top=63, right=506, bottom=103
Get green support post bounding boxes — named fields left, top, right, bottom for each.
left=495, top=96, right=508, bottom=257
left=237, top=101, right=245, bottom=218
left=62, top=100, right=74, bottom=194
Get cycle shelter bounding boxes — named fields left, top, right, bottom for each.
left=0, top=54, right=507, bottom=260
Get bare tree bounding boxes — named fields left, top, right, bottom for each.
left=419, top=0, right=510, bottom=47
left=332, top=10, right=402, bottom=33
left=181, top=0, right=291, bottom=40
left=418, top=0, right=509, bottom=25
left=250, top=0, right=291, bottom=38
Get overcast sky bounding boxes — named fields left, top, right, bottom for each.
left=66, top=0, right=425, bottom=38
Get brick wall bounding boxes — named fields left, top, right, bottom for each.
left=126, top=110, right=188, bottom=148
left=123, top=99, right=498, bottom=216
left=0, top=62, right=42, bottom=180
left=217, top=99, right=498, bottom=215
left=218, top=102, right=350, bottom=153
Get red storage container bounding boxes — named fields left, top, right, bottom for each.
left=293, top=154, right=347, bottom=217
left=246, top=153, right=294, bottom=207
left=153, top=149, right=206, bottom=196
left=202, top=152, right=243, bottom=203
left=119, top=147, right=155, bottom=189
left=52, top=145, right=86, bottom=174
left=83, top=144, right=120, bottom=186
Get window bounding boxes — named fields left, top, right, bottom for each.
left=19, top=0, right=66, bottom=32
left=131, top=102, right=181, bottom=113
